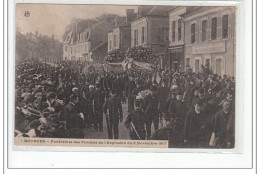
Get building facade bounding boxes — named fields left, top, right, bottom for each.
left=108, top=9, right=135, bottom=53
left=183, top=7, right=236, bottom=76
left=130, top=6, right=172, bottom=56
left=108, top=26, right=132, bottom=52
left=63, top=29, right=92, bottom=61
left=63, top=16, right=125, bottom=62
left=167, top=7, right=188, bottom=71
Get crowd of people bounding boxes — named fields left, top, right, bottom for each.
left=15, top=59, right=235, bottom=148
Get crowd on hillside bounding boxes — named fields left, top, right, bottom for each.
left=15, top=59, right=235, bottom=148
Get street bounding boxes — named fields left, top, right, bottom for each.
left=83, top=103, right=129, bottom=139
left=83, top=102, right=156, bottom=140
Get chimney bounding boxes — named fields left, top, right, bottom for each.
left=114, top=16, right=118, bottom=27
left=126, top=9, right=135, bottom=25
left=137, top=6, right=153, bottom=18
left=137, top=6, right=142, bottom=18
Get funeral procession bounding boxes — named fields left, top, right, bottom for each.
left=15, top=5, right=236, bottom=148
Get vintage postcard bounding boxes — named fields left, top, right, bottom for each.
left=14, top=3, right=236, bottom=149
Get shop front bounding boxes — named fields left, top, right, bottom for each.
left=188, top=40, right=234, bottom=76
left=168, top=46, right=184, bottom=72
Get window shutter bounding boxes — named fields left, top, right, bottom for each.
left=228, top=13, right=232, bottom=38
left=195, top=22, right=198, bottom=42
left=187, top=23, right=191, bottom=44
left=199, top=19, right=202, bottom=42
left=217, top=16, right=222, bottom=39
left=208, top=17, right=211, bottom=40
left=158, top=28, right=161, bottom=42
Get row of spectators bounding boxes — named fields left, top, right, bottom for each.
left=15, top=59, right=235, bottom=148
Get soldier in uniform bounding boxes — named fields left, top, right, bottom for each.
left=151, top=113, right=182, bottom=148
left=158, top=79, right=170, bottom=116
left=144, top=88, right=159, bottom=139
left=102, top=90, right=123, bottom=139
left=125, top=75, right=136, bottom=113
left=124, top=99, right=148, bottom=140
left=171, top=92, right=187, bottom=132
left=131, top=79, right=144, bottom=106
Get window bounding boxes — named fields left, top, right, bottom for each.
left=109, top=40, right=112, bottom=50
left=172, top=21, right=176, bottom=42
left=162, top=27, right=169, bottom=42
left=211, top=17, right=217, bottom=40
left=195, top=59, right=200, bottom=73
left=134, top=29, right=138, bottom=46
left=71, top=47, right=73, bottom=54
left=158, top=28, right=161, bottom=42
left=178, top=19, right=182, bottom=41
left=113, top=35, right=116, bottom=47
left=158, top=27, right=169, bottom=42
left=141, top=27, right=145, bottom=43
left=65, top=46, right=67, bottom=52
left=205, top=59, right=210, bottom=67
left=186, top=58, right=190, bottom=67
left=222, top=15, right=228, bottom=38
left=202, top=20, right=207, bottom=42
left=85, top=43, right=87, bottom=52
left=191, top=23, right=195, bottom=44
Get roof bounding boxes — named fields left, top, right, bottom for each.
left=63, top=14, right=124, bottom=45
left=180, top=6, right=204, bottom=17
left=146, top=6, right=174, bottom=17
left=91, top=41, right=108, bottom=52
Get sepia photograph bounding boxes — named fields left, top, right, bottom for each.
left=14, top=3, right=236, bottom=149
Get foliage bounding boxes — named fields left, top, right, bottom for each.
left=125, top=46, right=159, bottom=64
left=104, top=49, right=125, bottom=63
left=16, top=30, right=63, bottom=63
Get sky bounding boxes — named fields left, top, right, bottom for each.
left=16, top=4, right=138, bottom=41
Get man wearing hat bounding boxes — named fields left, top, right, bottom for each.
left=173, top=91, right=187, bottom=132
left=125, top=75, right=136, bottom=113
left=88, top=85, right=96, bottom=127
left=151, top=113, right=181, bottom=148
left=125, top=99, right=148, bottom=140
left=131, top=79, right=144, bottom=107
left=92, top=83, right=105, bottom=132
left=164, top=90, right=177, bottom=114
left=102, top=90, right=123, bottom=139
left=183, top=99, right=211, bottom=148
left=144, top=88, right=159, bottom=139
left=210, top=101, right=234, bottom=148
left=61, top=94, right=84, bottom=131
left=158, top=80, right=170, bottom=116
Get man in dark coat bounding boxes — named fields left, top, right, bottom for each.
left=158, top=81, right=170, bottom=115
left=183, top=99, right=212, bottom=148
left=164, top=92, right=176, bottom=114
left=125, top=76, right=136, bottom=113
left=172, top=93, right=187, bottom=132
left=131, top=79, right=144, bottom=106
left=145, top=89, right=160, bottom=139
left=61, top=94, right=84, bottom=130
left=102, top=90, right=123, bottom=139
left=211, top=101, right=234, bottom=148
left=112, top=74, right=124, bottom=102
left=151, top=113, right=182, bottom=148
left=92, top=83, right=105, bottom=132
left=125, top=99, right=148, bottom=140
